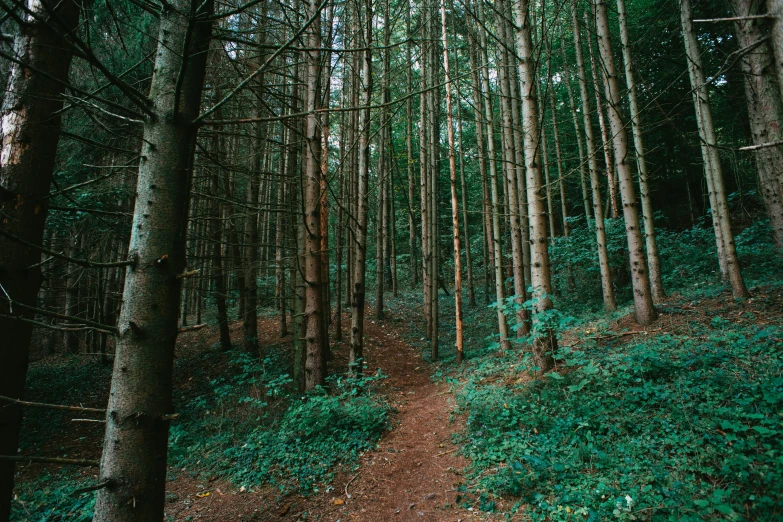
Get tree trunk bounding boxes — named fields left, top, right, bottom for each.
left=616, top=0, right=666, bottom=299
left=560, top=34, right=593, bottom=226
left=93, top=0, right=214, bottom=519
left=679, top=0, right=750, bottom=298
left=585, top=19, right=619, bottom=219
left=350, top=2, right=372, bottom=374
left=572, top=5, right=616, bottom=311
left=441, top=0, right=464, bottom=363
left=592, top=0, right=658, bottom=324
left=303, top=0, right=325, bottom=388
left=0, top=0, right=83, bottom=515
left=476, top=2, right=511, bottom=350
left=513, top=0, right=557, bottom=371
left=729, top=0, right=783, bottom=250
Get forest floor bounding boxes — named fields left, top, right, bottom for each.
left=13, top=281, right=783, bottom=521
left=163, top=311, right=497, bottom=521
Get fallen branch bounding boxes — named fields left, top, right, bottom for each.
left=0, top=394, right=105, bottom=414
left=436, top=448, right=458, bottom=457
left=0, top=455, right=100, bottom=467
left=694, top=14, right=774, bottom=22
left=344, top=473, right=358, bottom=498
left=179, top=323, right=207, bottom=333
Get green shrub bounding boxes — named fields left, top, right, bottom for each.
left=458, top=323, right=783, bottom=520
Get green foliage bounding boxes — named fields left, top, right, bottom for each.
left=457, top=318, right=783, bottom=520
left=169, top=352, right=389, bottom=495
left=11, top=472, right=94, bottom=522
left=550, top=218, right=783, bottom=312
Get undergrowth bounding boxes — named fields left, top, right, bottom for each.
left=168, top=350, right=390, bottom=495
left=456, top=306, right=783, bottom=520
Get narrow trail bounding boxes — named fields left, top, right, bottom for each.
left=164, top=313, right=495, bottom=521
left=291, top=315, right=483, bottom=521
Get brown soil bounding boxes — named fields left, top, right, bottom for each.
left=162, top=312, right=497, bottom=521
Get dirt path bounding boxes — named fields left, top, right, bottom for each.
left=290, top=317, right=481, bottom=522
left=164, top=314, right=489, bottom=521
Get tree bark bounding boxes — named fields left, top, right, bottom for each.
left=92, top=0, right=214, bottom=519
left=350, top=0, right=372, bottom=374
left=475, top=1, right=511, bottom=350
left=679, top=0, right=750, bottom=298
left=0, top=0, right=83, bottom=515
left=616, top=0, right=666, bottom=299
left=441, top=0, right=464, bottom=363
left=513, top=0, right=556, bottom=371
left=729, top=0, right=783, bottom=250
left=592, top=0, right=658, bottom=324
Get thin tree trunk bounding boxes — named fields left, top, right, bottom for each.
left=350, top=1, right=372, bottom=374
left=441, top=0, right=464, bottom=363
left=679, top=0, right=750, bottom=297
left=585, top=19, right=619, bottom=219
left=513, top=0, right=557, bottom=371
left=476, top=2, right=511, bottom=350
left=616, top=0, right=666, bottom=299
left=573, top=6, right=616, bottom=311
left=593, top=0, right=658, bottom=324
left=561, top=34, right=592, bottom=226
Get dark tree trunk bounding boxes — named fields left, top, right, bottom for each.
left=92, top=0, right=214, bottom=519
left=0, top=0, right=82, bottom=516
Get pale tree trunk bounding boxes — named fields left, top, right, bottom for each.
left=475, top=2, right=511, bottom=350
left=513, top=0, right=556, bottom=371
left=679, top=0, right=750, bottom=297
left=441, top=0, right=464, bottom=363
left=467, top=30, right=494, bottom=305
left=303, top=0, right=325, bottom=389
left=544, top=38, right=570, bottom=238
left=616, top=0, right=666, bottom=299
left=93, top=0, right=214, bottom=519
left=560, top=34, right=592, bottom=226
left=0, top=0, right=82, bottom=516
left=539, top=94, right=558, bottom=238
left=729, top=0, right=783, bottom=250
left=592, top=0, right=658, bottom=324
left=497, top=3, right=529, bottom=336
left=375, top=139, right=386, bottom=319
left=585, top=19, right=619, bottom=219
left=406, top=6, right=418, bottom=287
left=770, top=0, right=783, bottom=104
left=350, top=0, right=372, bottom=373
left=453, top=25, right=476, bottom=307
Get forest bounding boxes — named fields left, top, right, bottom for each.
left=0, top=0, right=782, bottom=517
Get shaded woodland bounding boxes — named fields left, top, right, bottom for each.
left=1, top=0, right=782, bottom=518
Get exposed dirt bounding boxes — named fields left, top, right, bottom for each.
left=163, top=311, right=496, bottom=521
